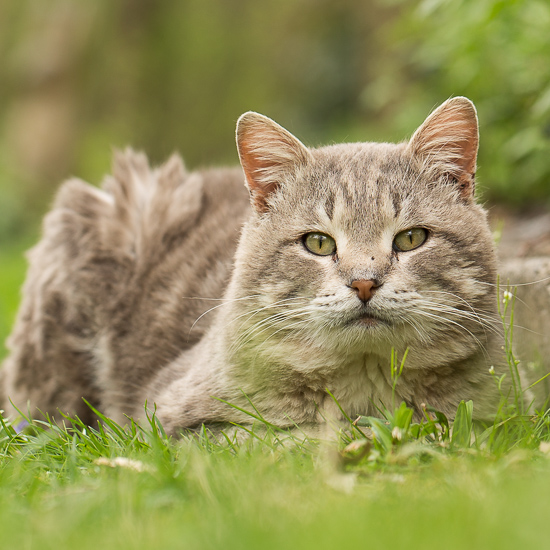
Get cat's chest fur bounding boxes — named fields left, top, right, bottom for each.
left=264, top=353, right=395, bottom=418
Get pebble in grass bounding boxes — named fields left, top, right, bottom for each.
left=94, top=457, right=154, bottom=473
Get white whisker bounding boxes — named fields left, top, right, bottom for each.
left=412, top=308, right=490, bottom=359
left=228, top=303, right=313, bottom=358
left=188, top=294, right=262, bottom=333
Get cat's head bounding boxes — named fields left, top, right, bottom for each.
left=231, top=98, right=497, bottom=370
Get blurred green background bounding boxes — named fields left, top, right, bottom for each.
left=0, top=0, right=549, bottom=353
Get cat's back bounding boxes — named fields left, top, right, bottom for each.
left=93, top=152, right=252, bottom=368
left=1, top=150, right=250, bottom=420
left=61, top=151, right=251, bottom=339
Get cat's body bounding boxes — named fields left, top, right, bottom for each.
left=1, top=98, right=507, bottom=434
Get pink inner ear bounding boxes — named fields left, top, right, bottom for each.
left=430, top=111, right=478, bottom=176
left=445, top=117, right=478, bottom=197
left=409, top=98, right=479, bottom=198
left=239, top=137, right=280, bottom=213
left=236, top=112, right=312, bottom=213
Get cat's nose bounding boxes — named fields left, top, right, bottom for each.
left=350, top=279, right=379, bottom=302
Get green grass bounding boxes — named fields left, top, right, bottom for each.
left=1, top=242, right=550, bottom=549
left=1, top=402, right=550, bottom=550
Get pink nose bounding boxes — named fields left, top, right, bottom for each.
left=350, top=279, right=377, bottom=302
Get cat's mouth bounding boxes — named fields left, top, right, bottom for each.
left=348, top=307, right=385, bottom=328
left=357, top=315, right=379, bottom=327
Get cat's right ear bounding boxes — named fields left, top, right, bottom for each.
left=236, top=112, right=311, bottom=213
left=406, top=97, right=479, bottom=199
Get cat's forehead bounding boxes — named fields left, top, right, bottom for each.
left=303, top=142, right=422, bottom=226
left=311, top=141, right=412, bottom=189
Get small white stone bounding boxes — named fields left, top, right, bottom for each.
left=95, top=457, right=153, bottom=473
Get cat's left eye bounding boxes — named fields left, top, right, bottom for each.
left=303, top=232, right=337, bottom=256
left=393, top=228, right=428, bottom=252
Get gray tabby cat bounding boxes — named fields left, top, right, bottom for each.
left=0, top=97, right=505, bottom=434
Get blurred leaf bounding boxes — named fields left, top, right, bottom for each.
left=451, top=400, right=474, bottom=449
left=393, top=401, right=413, bottom=431
left=360, top=416, right=393, bottom=453
left=374, top=0, right=550, bottom=204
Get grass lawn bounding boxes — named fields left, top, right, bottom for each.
left=1, top=240, right=550, bottom=550
left=1, top=408, right=550, bottom=550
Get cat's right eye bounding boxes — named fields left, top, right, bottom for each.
left=303, top=232, right=337, bottom=256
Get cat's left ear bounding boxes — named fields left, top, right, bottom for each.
left=407, top=97, right=479, bottom=199
left=236, top=112, right=312, bottom=213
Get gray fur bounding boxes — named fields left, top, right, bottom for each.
left=1, top=98, right=507, bottom=433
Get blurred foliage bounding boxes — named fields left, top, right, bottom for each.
left=0, top=0, right=548, bottom=248
left=368, top=0, right=550, bottom=204
left=0, top=0, right=382, bottom=244
left=0, top=243, right=30, bottom=357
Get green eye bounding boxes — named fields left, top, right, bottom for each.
left=303, top=232, right=337, bottom=256
left=393, top=228, right=428, bottom=252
